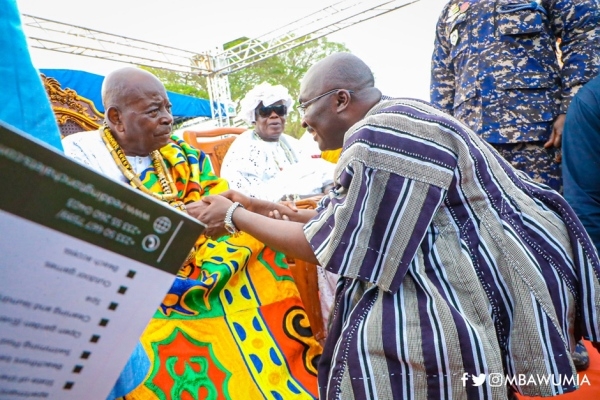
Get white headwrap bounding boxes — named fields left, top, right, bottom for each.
left=239, top=82, right=294, bottom=125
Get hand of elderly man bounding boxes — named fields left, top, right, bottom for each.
left=186, top=197, right=233, bottom=239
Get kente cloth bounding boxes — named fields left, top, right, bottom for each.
left=63, top=131, right=322, bottom=399
left=304, top=98, right=600, bottom=399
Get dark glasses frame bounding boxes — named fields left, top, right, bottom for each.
left=256, top=104, right=288, bottom=118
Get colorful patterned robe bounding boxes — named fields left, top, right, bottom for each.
left=120, top=137, right=322, bottom=399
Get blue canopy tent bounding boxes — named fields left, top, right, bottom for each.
left=40, top=68, right=215, bottom=121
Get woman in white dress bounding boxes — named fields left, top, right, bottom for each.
left=221, top=82, right=334, bottom=202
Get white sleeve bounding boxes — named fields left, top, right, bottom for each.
left=62, top=133, right=100, bottom=169
left=221, top=140, right=287, bottom=201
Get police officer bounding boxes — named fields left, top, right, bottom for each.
left=430, top=0, right=600, bottom=193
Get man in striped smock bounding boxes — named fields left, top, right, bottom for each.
left=194, top=52, right=600, bottom=399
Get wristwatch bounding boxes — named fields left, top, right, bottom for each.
left=224, top=202, right=244, bottom=236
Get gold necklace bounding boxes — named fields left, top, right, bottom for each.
left=102, top=127, right=196, bottom=266
left=101, top=127, right=185, bottom=210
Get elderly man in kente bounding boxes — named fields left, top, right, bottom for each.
left=194, top=53, right=600, bottom=400
left=220, top=82, right=334, bottom=202
left=62, top=67, right=322, bottom=400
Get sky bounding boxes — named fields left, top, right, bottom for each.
left=17, top=0, right=448, bottom=101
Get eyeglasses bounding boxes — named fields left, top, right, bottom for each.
left=256, top=104, right=288, bottom=118
left=298, top=89, right=354, bottom=116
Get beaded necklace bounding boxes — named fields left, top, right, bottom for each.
left=101, top=126, right=186, bottom=211
left=253, top=130, right=297, bottom=170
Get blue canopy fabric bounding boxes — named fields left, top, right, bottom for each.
left=40, top=68, right=214, bottom=119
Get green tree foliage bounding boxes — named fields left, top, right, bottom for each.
left=142, top=36, right=349, bottom=138
left=227, top=36, right=349, bottom=138
left=140, top=66, right=209, bottom=99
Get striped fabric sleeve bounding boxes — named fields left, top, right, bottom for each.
left=305, top=120, right=454, bottom=294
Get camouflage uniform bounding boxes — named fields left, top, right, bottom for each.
left=430, top=0, right=600, bottom=192
left=493, top=141, right=562, bottom=191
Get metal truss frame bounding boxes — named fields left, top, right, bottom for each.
left=22, top=0, right=419, bottom=126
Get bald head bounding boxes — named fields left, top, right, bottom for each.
left=102, top=67, right=173, bottom=156
left=299, top=53, right=381, bottom=151
left=303, top=52, right=375, bottom=94
left=101, top=67, right=165, bottom=110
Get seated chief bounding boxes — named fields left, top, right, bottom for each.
left=220, top=82, right=334, bottom=202
left=62, top=67, right=322, bottom=400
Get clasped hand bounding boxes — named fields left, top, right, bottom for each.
left=186, top=195, right=233, bottom=239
